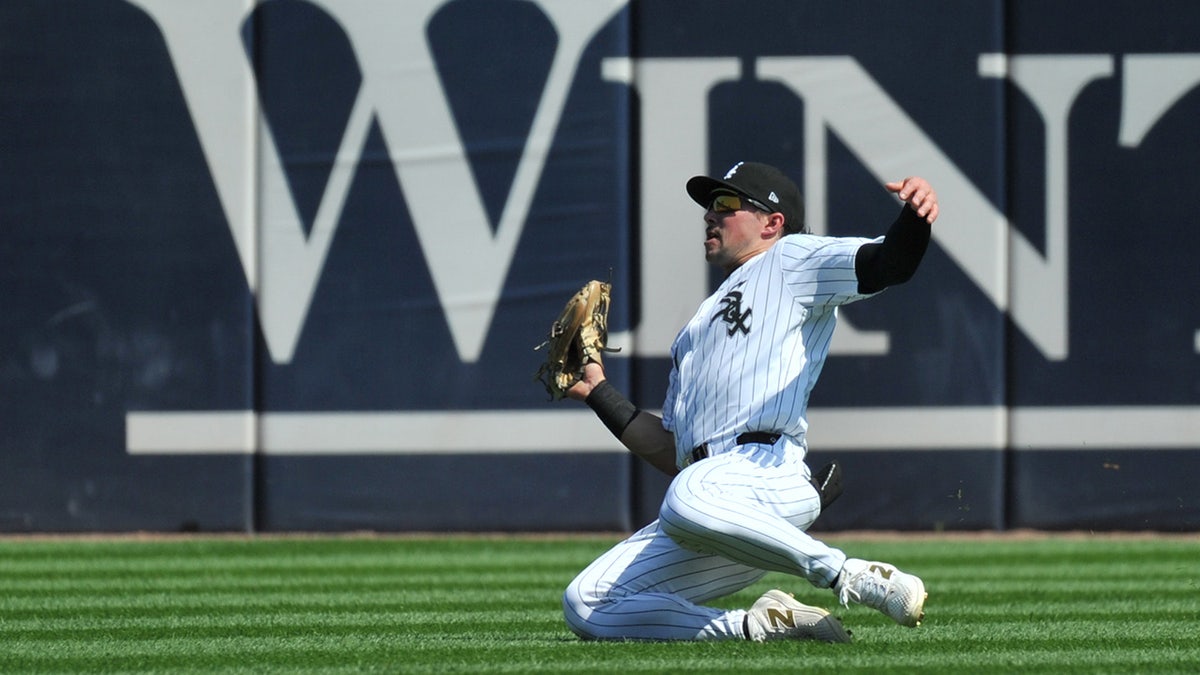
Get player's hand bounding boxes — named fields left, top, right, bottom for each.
left=566, top=362, right=606, bottom=401
left=885, top=177, right=939, bottom=224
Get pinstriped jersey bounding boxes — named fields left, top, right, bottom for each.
left=663, top=233, right=882, bottom=467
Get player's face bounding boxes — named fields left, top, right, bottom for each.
left=704, top=199, right=775, bottom=271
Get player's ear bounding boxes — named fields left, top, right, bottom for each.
left=763, top=212, right=786, bottom=239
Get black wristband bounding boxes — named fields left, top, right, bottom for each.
left=585, top=380, right=641, bottom=439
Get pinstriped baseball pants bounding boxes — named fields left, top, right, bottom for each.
left=562, top=442, right=848, bottom=641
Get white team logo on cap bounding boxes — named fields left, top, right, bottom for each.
left=723, top=162, right=744, bottom=180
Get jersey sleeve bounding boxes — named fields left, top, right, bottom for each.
left=780, top=234, right=882, bottom=306
left=660, top=360, right=679, bottom=434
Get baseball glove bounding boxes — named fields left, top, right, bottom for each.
left=533, top=280, right=617, bottom=400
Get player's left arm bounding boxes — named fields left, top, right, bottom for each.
left=568, top=363, right=680, bottom=476
left=855, top=176, right=938, bottom=294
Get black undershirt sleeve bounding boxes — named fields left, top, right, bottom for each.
left=854, top=205, right=932, bottom=294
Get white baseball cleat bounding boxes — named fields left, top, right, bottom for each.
left=835, top=558, right=927, bottom=627
left=745, top=589, right=852, bottom=643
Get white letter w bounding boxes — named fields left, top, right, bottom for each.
left=128, top=0, right=623, bottom=363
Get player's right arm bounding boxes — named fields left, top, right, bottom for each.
left=568, top=363, right=679, bottom=476
left=855, top=176, right=938, bottom=294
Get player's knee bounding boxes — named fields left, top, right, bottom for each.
left=658, top=490, right=708, bottom=552
left=658, top=497, right=686, bottom=539
left=562, top=578, right=603, bottom=640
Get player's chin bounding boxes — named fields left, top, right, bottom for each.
left=704, top=247, right=729, bottom=268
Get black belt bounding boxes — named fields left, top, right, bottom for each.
left=689, top=431, right=781, bottom=465
left=687, top=434, right=844, bottom=511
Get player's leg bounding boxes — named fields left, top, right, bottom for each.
left=657, top=447, right=847, bottom=587
left=562, top=519, right=766, bottom=641
left=658, top=446, right=926, bottom=626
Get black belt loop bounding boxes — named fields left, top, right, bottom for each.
left=690, top=431, right=782, bottom=465
left=735, top=431, right=781, bottom=446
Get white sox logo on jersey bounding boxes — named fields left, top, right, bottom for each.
left=711, top=290, right=752, bottom=337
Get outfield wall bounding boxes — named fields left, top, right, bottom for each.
left=3, top=0, right=1198, bottom=533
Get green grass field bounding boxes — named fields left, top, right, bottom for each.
left=2, top=533, right=1198, bottom=674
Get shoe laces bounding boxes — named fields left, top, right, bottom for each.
left=838, top=567, right=890, bottom=609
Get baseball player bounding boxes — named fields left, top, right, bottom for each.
left=562, top=161, right=937, bottom=642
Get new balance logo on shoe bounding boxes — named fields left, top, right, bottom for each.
left=746, top=589, right=852, bottom=643
left=766, top=608, right=796, bottom=629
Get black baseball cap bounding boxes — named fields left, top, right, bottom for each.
left=686, top=161, right=806, bottom=234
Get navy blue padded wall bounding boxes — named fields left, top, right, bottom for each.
left=1, top=0, right=1197, bottom=533
left=0, top=0, right=253, bottom=532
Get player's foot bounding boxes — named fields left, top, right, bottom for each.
left=745, top=589, right=852, bottom=643
left=834, top=558, right=926, bottom=627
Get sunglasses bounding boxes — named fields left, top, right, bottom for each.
left=709, top=193, right=775, bottom=215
